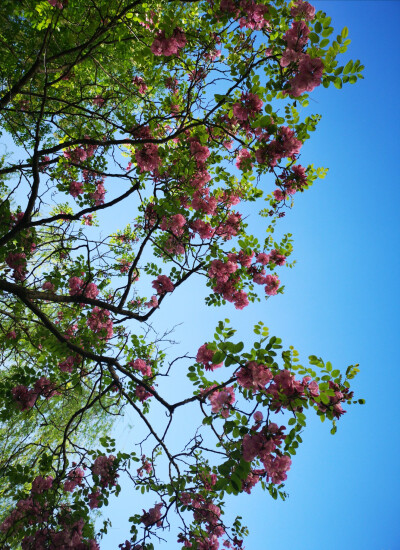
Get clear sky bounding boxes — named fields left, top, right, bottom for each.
left=96, top=2, right=400, bottom=549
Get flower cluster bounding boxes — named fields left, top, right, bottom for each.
left=141, top=503, right=163, bottom=527
left=242, top=422, right=292, bottom=485
left=196, top=344, right=223, bottom=371
left=151, top=28, right=186, bottom=56
left=152, top=274, right=174, bottom=294
left=6, top=252, right=27, bottom=281
left=87, top=307, right=114, bottom=340
left=92, top=455, right=118, bottom=488
left=11, top=377, right=58, bottom=411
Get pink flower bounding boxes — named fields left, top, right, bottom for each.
left=284, top=20, right=310, bottom=51
left=33, top=377, right=58, bottom=399
left=31, top=475, right=53, bottom=494
left=191, top=219, right=215, bottom=240
left=6, top=330, right=16, bottom=339
left=151, top=28, right=186, bottom=57
left=145, top=295, right=159, bottom=308
left=129, top=358, right=152, bottom=377
left=132, top=76, right=148, bottom=94
left=196, top=344, right=223, bottom=371
left=135, top=143, right=161, bottom=173
left=42, top=281, right=55, bottom=292
left=152, top=275, right=174, bottom=294
left=83, top=214, right=94, bottom=225
left=264, top=274, right=280, bottom=296
left=63, top=468, right=84, bottom=492
left=87, top=307, right=114, bottom=340
left=285, top=54, right=324, bottom=97
left=6, top=252, right=27, bottom=281
left=235, top=149, right=253, bottom=171
left=208, top=385, right=235, bottom=416
left=239, top=1, right=269, bottom=30
left=92, top=455, right=118, bottom=487
left=141, top=503, right=163, bottom=527
left=135, top=385, right=152, bottom=402
left=93, top=95, right=104, bottom=106
left=12, top=385, right=37, bottom=410
left=160, top=213, right=186, bottom=237
left=69, top=181, right=84, bottom=198
left=236, top=361, right=272, bottom=391
left=190, top=141, right=210, bottom=164
left=88, top=490, right=101, bottom=509
left=290, top=1, right=316, bottom=21
left=232, top=92, right=263, bottom=122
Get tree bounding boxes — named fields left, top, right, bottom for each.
left=0, top=0, right=364, bottom=548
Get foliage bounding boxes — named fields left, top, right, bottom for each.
left=0, top=0, right=363, bottom=548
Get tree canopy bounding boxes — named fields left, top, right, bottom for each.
left=0, top=1, right=363, bottom=548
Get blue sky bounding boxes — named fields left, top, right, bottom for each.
left=99, top=2, right=400, bottom=549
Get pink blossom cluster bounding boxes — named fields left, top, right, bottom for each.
left=64, top=467, right=85, bottom=492
left=264, top=274, right=280, bottom=296
left=208, top=385, right=235, bottom=417
left=151, top=28, right=186, bottom=56
left=88, top=489, right=101, bottom=510
left=191, top=188, right=218, bottom=216
left=6, top=330, right=17, bottom=339
left=119, top=258, right=132, bottom=273
left=236, top=361, right=272, bottom=391
left=239, top=1, right=269, bottom=30
left=256, top=126, right=302, bottom=167
left=232, top=92, right=263, bottom=122
left=141, top=502, right=163, bottom=527
left=31, top=475, right=53, bottom=495
left=317, top=380, right=353, bottom=418
left=268, top=369, right=305, bottom=409
left=291, top=1, right=316, bottom=21
left=64, top=142, right=96, bottom=163
left=280, top=18, right=323, bottom=96
left=242, top=422, right=292, bottom=485
left=145, top=295, right=159, bottom=308
left=129, top=358, right=152, bottom=377
left=137, top=455, right=152, bottom=478
left=190, top=140, right=211, bottom=164
left=58, top=354, right=80, bottom=373
left=135, top=384, right=153, bottom=402
left=215, top=212, right=242, bottom=240
left=83, top=213, right=94, bottom=225
left=11, top=386, right=37, bottom=411
left=196, top=343, right=223, bottom=371
left=92, top=455, right=118, bottom=488
left=42, top=280, right=55, bottom=292
left=47, top=0, right=64, bottom=8
left=69, top=180, right=84, bottom=198
left=285, top=54, right=324, bottom=97
left=135, top=143, right=161, bottom=173
left=207, top=258, right=248, bottom=309
left=0, top=496, right=49, bottom=534
left=87, top=307, right=114, bottom=340
left=20, top=518, right=99, bottom=550
left=132, top=76, right=148, bottom=94
left=6, top=252, right=27, bottom=281
left=12, top=377, right=57, bottom=411
left=90, top=181, right=106, bottom=205
left=191, top=219, right=215, bottom=240
left=235, top=149, right=253, bottom=171
left=152, top=274, right=174, bottom=294
left=93, top=95, right=104, bottom=106
left=160, top=213, right=186, bottom=237
left=68, top=276, right=99, bottom=299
